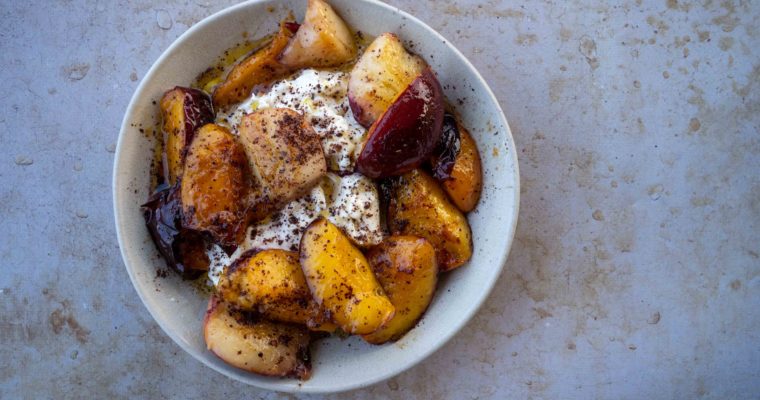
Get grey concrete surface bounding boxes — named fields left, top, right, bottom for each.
left=1, top=0, right=759, bottom=398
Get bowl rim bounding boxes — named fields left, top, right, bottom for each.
left=113, top=0, right=520, bottom=393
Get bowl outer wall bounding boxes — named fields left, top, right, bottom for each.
left=113, top=0, right=520, bottom=393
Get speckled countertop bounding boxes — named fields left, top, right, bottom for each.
left=1, top=0, right=758, bottom=398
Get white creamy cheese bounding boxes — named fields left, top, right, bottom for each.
left=208, top=184, right=328, bottom=282
left=216, top=69, right=366, bottom=173
left=327, top=173, right=384, bottom=247
left=238, top=173, right=383, bottom=252
left=206, top=174, right=384, bottom=285
left=246, top=184, right=328, bottom=252
left=206, top=244, right=231, bottom=287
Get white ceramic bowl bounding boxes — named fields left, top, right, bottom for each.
left=113, top=0, right=519, bottom=393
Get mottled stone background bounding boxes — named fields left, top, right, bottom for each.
left=1, top=0, right=758, bottom=398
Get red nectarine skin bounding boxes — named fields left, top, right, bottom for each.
left=141, top=182, right=207, bottom=279
left=160, top=87, right=214, bottom=185
left=177, top=87, right=214, bottom=140
left=430, top=113, right=461, bottom=180
left=284, top=22, right=300, bottom=33
left=356, top=67, right=444, bottom=178
left=348, top=94, right=372, bottom=128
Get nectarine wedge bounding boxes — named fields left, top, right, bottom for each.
left=217, top=249, right=335, bottom=332
left=159, top=87, right=214, bottom=184
left=348, top=33, right=426, bottom=127
left=355, top=67, right=445, bottom=179
left=239, top=108, right=327, bottom=212
left=387, top=169, right=472, bottom=271
left=431, top=114, right=483, bottom=212
left=362, top=236, right=438, bottom=344
left=203, top=296, right=311, bottom=379
left=278, top=0, right=357, bottom=69
left=181, top=124, right=251, bottom=246
left=212, top=20, right=298, bottom=108
left=299, top=217, right=395, bottom=334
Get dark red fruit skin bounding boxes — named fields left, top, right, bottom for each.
left=429, top=112, right=461, bottom=180
left=142, top=182, right=206, bottom=279
left=284, top=22, right=301, bottom=34
left=176, top=87, right=214, bottom=154
left=349, top=95, right=372, bottom=128
left=356, top=67, right=444, bottom=179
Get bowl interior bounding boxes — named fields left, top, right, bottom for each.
left=114, top=0, right=519, bottom=393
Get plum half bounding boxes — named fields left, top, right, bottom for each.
left=355, top=67, right=445, bottom=179
left=429, top=113, right=461, bottom=181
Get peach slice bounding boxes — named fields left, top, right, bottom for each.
left=355, top=67, right=445, bottom=179
left=299, top=217, right=395, bottom=335
left=217, top=249, right=336, bottom=332
left=348, top=33, right=426, bottom=127
left=181, top=124, right=251, bottom=246
left=362, top=236, right=438, bottom=344
left=387, top=169, right=472, bottom=271
left=159, top=87, right=214, bottom=184
left=278, top=0, right=357, bottom=69
left=430, top=113, right=483, bottom=212
left=203, top=296, right=311, bottom=379
left=212, top=20, right=298, bottom=108
left=238, top=108, right=327, bottom=214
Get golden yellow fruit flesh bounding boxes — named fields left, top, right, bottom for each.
left=443, top=124, right=483, bottom=213
left=299, top=217, right=395, bottom=335
left=158, top=87, right=214, bottom=185
left=362, top=236, right=438, bottom=344
left=388, top=169, right=473, bottom=271
left=212, top=21, right=297, bottom=108
left=217, top=249, right=335, bottom=332
left=180, top=124, right=250, bottom=246
left=203, top=297, right=311, bottom=379
left=278, top=0, right=357, bottom=68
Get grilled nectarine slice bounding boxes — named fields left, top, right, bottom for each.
left=239, top=108, right=327, bottom=212
left=355, top=67, right=445, bottom=178
left=278, top=0, right=357, bottom=69
left=142, top=183, right=209, bottom=279
left=299, top=217, right=395, bottom=335
left=217, top=249, right=335, bottom=332
left=159, top=87, right=214, bottom=184
left=430, top=114, right=483, bottom=212
left=203, top=296, right=311, bottom=379
left=181, top=124, right=251, bottom=246
left=212, top=20, right=298, bottom=108
left=362, top=236, right=438, bottom=344
left=387, top=169, right=472, bottom=271
left=348, top=33, right=426, bottom=127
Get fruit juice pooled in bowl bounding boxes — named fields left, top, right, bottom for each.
left=142, top=0, right=483, bottom=380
